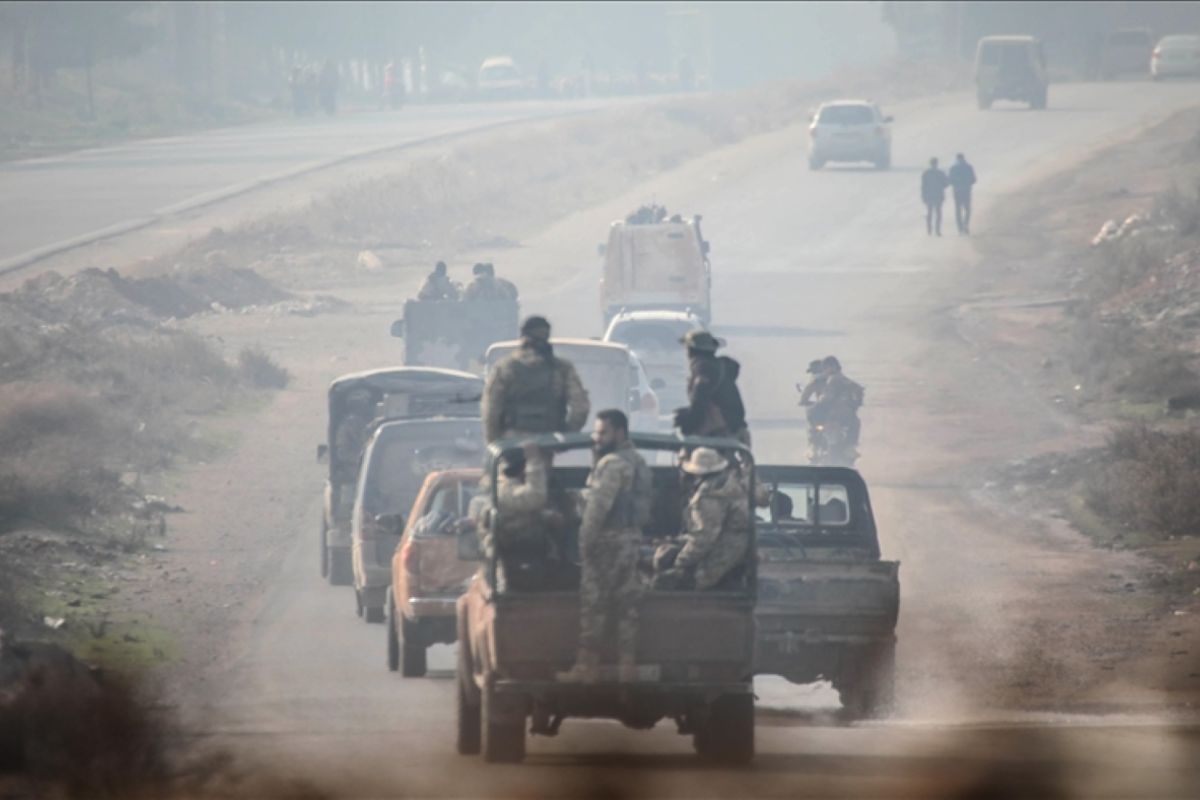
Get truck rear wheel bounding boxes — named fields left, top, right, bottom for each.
left=328, top=547, right=353, bottom=586
left=400, top=614, right=427, bottom=677
left=838, top=640, right=896, bottom=719
left=482, top=686, right=525, bottom=763
left=697, top=694, right=754, bottom=765
left=456, top=616, right=482, bottom=755
left=386, top=589, right=400, bottom=672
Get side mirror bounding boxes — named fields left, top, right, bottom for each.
left=883, top=115, right=894, bottom=123
left=597, top=243, right=607, bottom=257
left=390, top=319, right=404, bottom=338
left=374, top=512, right=405, bottom=537
left=317, top=443, right=329, bottom=464
left=457, top=525, right=484, bottom=561
left=650, top=378, right=666, bottom=391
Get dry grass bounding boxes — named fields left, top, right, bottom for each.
left=1085, top=424, right=1200, bottom=540
left=237, top=346, right=291, bottom=390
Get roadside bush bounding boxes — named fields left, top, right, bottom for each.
left=1085, top=424, right=1200, bottom=539
left=1154, top=179, right=1200, bottom=238
left=237, top=346, right=290, bottom=390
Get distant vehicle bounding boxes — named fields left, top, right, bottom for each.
left=974, top=35, right=1048, bottom=110
left=390, top=297, right=519, bottom=371
left=807, top=100, right=893, bottom=170
left=317, top=367, right=482, bottom=587
left=598, top=214, right=712, bottom=325
left=387, top=468, right=481, bottom=676
left=350, top=418, right=484, bottom=623
left=484, top=338, right=660, bottom=436
left=754, top=465, right=899, bottom=719
left=1152, top=35, right=1200, bottom=80
left=1100, top=28, right=1154, bottom=79
left=477, top=56, right=526, bottom=99
left=603, top=309, right=704, bottom=415
left=454, top=432, right=758, bottom=764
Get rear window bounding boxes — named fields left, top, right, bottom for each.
left=609, top=320, right=695, bottom=353
left=363, top=436, right=480, bottom=516
left=817, top=105, right=874, bottom=125
left=755, top=481, right=851, bottom=527
left=1108, top=31, right=1151, bottom=46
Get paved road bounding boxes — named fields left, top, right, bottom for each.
left=0, top=99, right=620, bottom=272
left=182, top=83, right=1200, bottom=796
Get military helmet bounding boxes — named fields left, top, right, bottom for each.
left=680, top=330, right=723, bottom=353
left=472, top=262, right=488, bottom=276
left=806, top=359, right=823, bottom=374
left=822, top=355, right=842, bottom=371
left=679, top=447, right=729, bottom=476
left=434, top=261, right=447, bottom=274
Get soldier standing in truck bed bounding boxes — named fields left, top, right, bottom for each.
left=482, top=315, right=590, bottom=443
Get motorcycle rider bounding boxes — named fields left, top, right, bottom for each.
left=808, top=356, right=864, bottom=452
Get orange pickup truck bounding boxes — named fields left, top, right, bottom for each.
left=386, top=468, right=482, bottom=677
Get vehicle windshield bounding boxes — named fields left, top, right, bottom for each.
left=818, top=105, right=874, bottom=125
left=608, top=319, right=695, bottom=354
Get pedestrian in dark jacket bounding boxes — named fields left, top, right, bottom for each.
left=920, top=157, right=950, bottom=237
left=674, top=330, right=750, bottom=447
left=948, top=153, right=977, bottom=235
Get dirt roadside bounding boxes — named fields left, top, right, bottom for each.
left=951, top=108, right=1200, bottom=711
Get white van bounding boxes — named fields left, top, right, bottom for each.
left=598, top=216, right=711, bottom=326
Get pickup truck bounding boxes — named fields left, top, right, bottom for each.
left=753, top=465, right=899, bottom=718
left=454, top=432, right=757, bottom=764
left=386, top=468, right=481, bottom=677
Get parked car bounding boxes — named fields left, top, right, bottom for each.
left=387, top=468, right=482, bottom=676
left=351, top=418, right=483, bottom=623
left=317, top=367, right=482, bottom=586
left=1100, top=28, right=1154, bottom=79
left=603, top=309, right=704, bottom=416
left=807, top=100, right=893, bottom=170
left=974, top=35, right=1048, bottom=109
left=477, top=56, right=527, bottom=99
left=1152, top=35, right=1200, bottom=80
left=753, top=465, right=899, bottom=719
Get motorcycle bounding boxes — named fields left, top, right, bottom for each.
left=798, top=387, right=859, bottom=468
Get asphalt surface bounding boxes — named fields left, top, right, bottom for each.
left=167, top=83, right=1200, bottom=796
left=0, top=99, right=621, bottom=273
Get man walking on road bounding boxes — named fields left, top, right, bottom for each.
left=921, top=157, right=949, bottom=236
left=948, top=153, right=977, bottom=235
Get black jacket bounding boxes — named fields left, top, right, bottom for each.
left=676, top=354, right=747, bottom=436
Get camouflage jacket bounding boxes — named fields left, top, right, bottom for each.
left=580, top=442, right=650, bottom=548
left=675, top=467, right=752, bottom=590
left=482, top=346, right=590, bottom=443
left=417, top=273, right=459, bottom=301
left=473, top=451, right=551, bottom=553
left=463, top=275, right=518, bottom=302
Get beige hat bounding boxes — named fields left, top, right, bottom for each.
left=680, top=447, right=729, bottom=476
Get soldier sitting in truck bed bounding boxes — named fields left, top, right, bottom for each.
left=473, top=442, right=576, bottom=591
left=653, top=447, right=752, bottom=591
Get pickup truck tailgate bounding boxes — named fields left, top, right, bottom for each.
left=756, top=559, right=899, bottom=640
left=489, top=591, right=755, bottom=680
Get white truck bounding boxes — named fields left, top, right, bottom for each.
left=598, top=214, right=712, bottom=326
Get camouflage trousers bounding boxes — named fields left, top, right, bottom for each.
left=578, top=528, right=641, bottom=661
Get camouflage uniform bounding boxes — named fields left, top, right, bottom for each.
left=482, top=345, right=590, bottom=443
left=674, top=466, right=752, bottom=590
left=577, top=441, right=650, bottom=667
left=463, top=275, right=510, bottom=301
left=417, top=271, right=459, bottom=301
left=473, top=450, right=549, bottom=555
